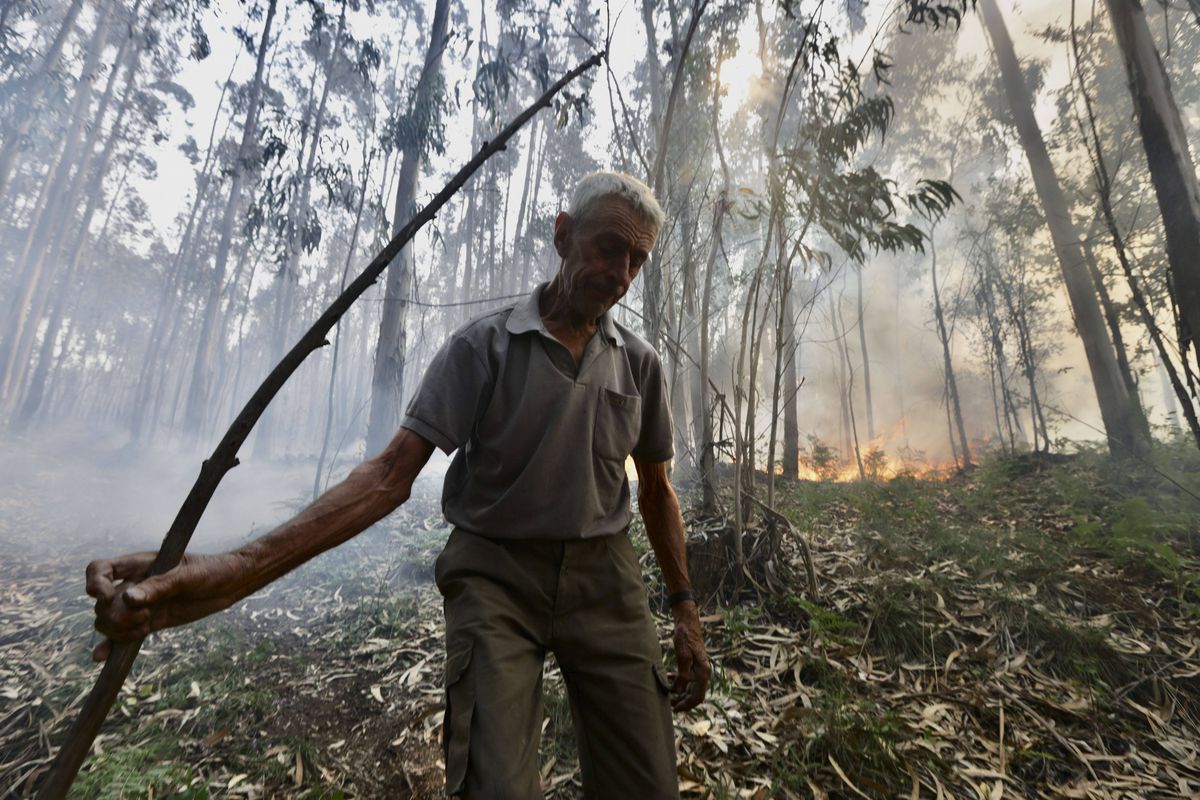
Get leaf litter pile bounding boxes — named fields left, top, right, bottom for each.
left=2, top=448, right=1199, bottom=798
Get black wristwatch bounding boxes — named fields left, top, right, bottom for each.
left=666, top=589, right=695, bottom=609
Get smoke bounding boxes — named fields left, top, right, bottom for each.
left=0, top=421, right=452, bottom=561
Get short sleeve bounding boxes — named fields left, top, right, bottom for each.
left=402, top=334, right=492, bottom=455
left=631, top=350, right=674, bottom=463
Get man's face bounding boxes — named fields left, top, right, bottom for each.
left=553, top=197, right=659, bottom=321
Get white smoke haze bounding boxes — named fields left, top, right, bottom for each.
left=0, top=421, right=453, bottom=561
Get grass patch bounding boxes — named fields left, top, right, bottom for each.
left=772, top=690, right=910, bottom=796
left=787, top=596, right=861, bottom=646
left=74, top=735, right=199, bottom=800
left=994, top=597, right=1141, bottom=692
left=331, top=592, right=423, bottom=648
left=865, top=579, right=954, bottom=666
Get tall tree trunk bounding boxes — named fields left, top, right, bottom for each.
left=257, top=0, right=348, bottom=458
left=1084, top=235, right=1140, bottom=401
left=644, top=0, right=707, bottom=349
left=674, top=197, right=697, bottom=468
left=0, top=0, right=84, bottom=200
left=182, top=0, right=278, bottom=435
left=1104, top=0, right=1200, bottom=373
left=781, top=278, right=800, bottom=480
left=994, top=259, right=1051, bottom=452
left=930, top=239, right=972, bottom=468
left=511, top=115, right=540, bottom=291
left=978, top=266, right=1022, bottom=451
left=696, top=81, right=731, bottom=515
left=130, top=44, right=240, bottom=444
left=856, top=268, right=876, bottom=441
left=980, top=0, right=1149, bottom=455
left=1070, top=6, right=1200, bottom=447
left=0, top=2, right=117, bottom=409
left=365, top=0, right=451, bottom=457
left=519, top=119, right=550, bottom=292
left=831, top=290, right=865, bottom=477
left=316, top=139, right=374, bottom=499
left=697, top=196, right=723, bottom=514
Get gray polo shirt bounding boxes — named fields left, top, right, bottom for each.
left=400, top=282, right=673, bottom=540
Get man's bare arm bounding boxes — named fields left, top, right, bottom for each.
left=634, top=458, right=711, bottom=712
left=87, top=428, right=435, bottom=661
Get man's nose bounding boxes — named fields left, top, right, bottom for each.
left=611, top=254, right=634, bottom=288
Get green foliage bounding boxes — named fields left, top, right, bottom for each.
left=775, top=53, right=962, bottom=264
left=993, top=597, right=1139, bottom=691
left=72, top=735, right=200, bottom=800
left=902, top=0, right=977, bottom=29
left=773, top=691, right=908, bottom=795
left=863, top=446, right=887, bottom=480
left=720, top=604, right=763, bottom=643
left=333, top=592, right=424, bottom=646
left=802, top=435, right=840, bottom=480
left=867, top=579, right=952, bottom=665
left=788, top=596, right=860, bottom=645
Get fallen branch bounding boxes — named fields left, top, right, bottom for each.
left=36, top=50, right=605, bottom=799
left=741, top=489, right=820, bottom=601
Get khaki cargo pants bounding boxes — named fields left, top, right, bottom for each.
left=435, top=528, right=679, bottom=799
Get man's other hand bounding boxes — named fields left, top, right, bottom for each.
left=668, top=600, right=710, bottom=712
left=85, top=551, right=248, bottom=662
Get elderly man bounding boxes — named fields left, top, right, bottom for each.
left=87, top=171, right=710, bottom=798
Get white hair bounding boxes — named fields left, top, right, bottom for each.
left=568, top=171, right=665, bottom=232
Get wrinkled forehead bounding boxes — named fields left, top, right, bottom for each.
left=575, top=197, right=660, bottom=249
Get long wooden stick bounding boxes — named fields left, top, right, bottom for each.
left=37, top=50, right=604, bottom=799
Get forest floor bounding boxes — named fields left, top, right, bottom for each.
left=2, top=444, right=1199, bottom=798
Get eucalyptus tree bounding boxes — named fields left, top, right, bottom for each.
left=183, top=0, right=279, bottom=436
left=1, top=1, right=213, bottom=431
left=252, top=0, right=382, bottom=457
left=1061, top=5, right=1200, bottom=445
left=365, top=0, right=451, bottom=457
left=979, top=0, right=1149, bottom=456
left=0, top=0, right=85, bottom=201
left=1103, top=0, right=1200, bottom=400
left=0, top=1, right=118, bottom=415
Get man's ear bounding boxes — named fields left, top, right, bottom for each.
left=553, top=212, right=572, bottom=257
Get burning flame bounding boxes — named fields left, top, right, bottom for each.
left=624, top=417, right=968, bottom=486
left=792, top=417, right=966, bottom=482
left=792, top=456, right=955, bottom=483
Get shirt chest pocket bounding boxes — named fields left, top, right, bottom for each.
left=593, top=387, right=642, bottom=461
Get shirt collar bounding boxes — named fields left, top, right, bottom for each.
left=505, top=282, right=625, bottom=347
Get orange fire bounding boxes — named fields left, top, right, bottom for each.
left=792, top=456, right=955, bottom=483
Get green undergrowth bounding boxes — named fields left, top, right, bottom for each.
left=775, top=694, right=908, bottom=796
left=775, top=442, right=1199, bottom=602
left=72, top=622, right=285, bottom=799
left=697, top=444, right=1200, bottom=791
left=73, top=736, right=199, bottom=799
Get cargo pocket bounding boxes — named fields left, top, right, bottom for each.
left=442, top=642, right=474, bottom=796
left=593, top=387, right=641, bottom=461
